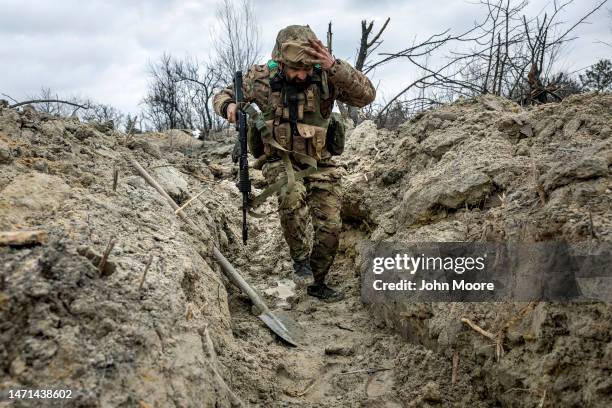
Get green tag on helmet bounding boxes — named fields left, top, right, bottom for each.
left=314, top=63, right=321, bottom=69
left=267, top=60, right=279, bottom=69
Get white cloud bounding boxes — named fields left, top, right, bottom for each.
left=0, top=0, right=609, bottom=116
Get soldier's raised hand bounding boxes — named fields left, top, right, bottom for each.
left=226, top=102, right=237, bottom=123
left=305, top=38, right=336, bottom=71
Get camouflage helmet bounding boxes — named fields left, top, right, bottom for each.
left=271, top=25, right=319, bottom=68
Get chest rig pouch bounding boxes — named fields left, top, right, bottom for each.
left=263, top=69, right=330, bottom=164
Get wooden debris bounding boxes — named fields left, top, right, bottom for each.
left=98, top=236, right=116, bottom=274
left=0, top=230, right=47, bottom=246
left=203, top=324, right=217, bottom=362
left=335, top=323, right=354, bottom=332
left=174, top=189, right=207, bottom=214
left=112, top=164, right=119, bottom=191
left=285, top=378, right=317, bottom=397
left=461, top=317, right=507, bottom=361
left=199, top=325, right=243, bottom=405
left=77, top=245, right=116, bottom=276
left=460, top=317, right=495, bottom=340
left=10, top=99, right=89, bottom=111
left=337, top=367, right=391, bottom=376
left=325, top=344, right=355, bottom=356
left=185, top=303, right=194, bottom=321
left=538, top=389, right=547, bottom=408
left=206, top=359, right=244, bottom=407
left=191, top=172, right=213, bottom=183
left=496, top=335, right=505, bottom=360
left=451, top=351, right=459, bottom=385
left=124, top=115, right=137, bottom=146
left=589, top=210, right=597, bottom=239
left=138, top=254, right=154, bottom=290
left=200, top=340, right=244, bottom=408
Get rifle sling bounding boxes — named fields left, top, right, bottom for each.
left=244, top=103, right=318, bottom=169
left=242, top=102, right=323, bottom=212
left=248, top=164, right=321, bottom=210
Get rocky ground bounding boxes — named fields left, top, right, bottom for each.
left=343, top=92, right=612, bottom=407
left=0, top=92, right=610, bottom=407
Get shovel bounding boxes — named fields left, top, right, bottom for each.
left=129, top=158, right=304, bottom=347
left=212, top=247, right=304, bottom=346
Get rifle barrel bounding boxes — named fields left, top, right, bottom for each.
left=234, top=71, right=250, bottom=245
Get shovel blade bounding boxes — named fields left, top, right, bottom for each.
left=258, top=309, right=305, bottom=347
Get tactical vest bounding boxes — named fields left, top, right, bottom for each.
left=250, top=61, right=332, bottom=167
left=244, top=62, right=348, bottom=213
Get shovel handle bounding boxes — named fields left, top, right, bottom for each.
left=129, top=157, right=269, bottom=313
left=212, top=247, right=268, bottom=313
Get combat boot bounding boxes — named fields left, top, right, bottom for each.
left=307, top=283, right=345, bottom=302
left=292, top=259, right=314, bottom=287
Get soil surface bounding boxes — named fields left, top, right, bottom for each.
left=1, top=93, right=610, bottom=407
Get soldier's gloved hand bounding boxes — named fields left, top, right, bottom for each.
left=226, top=103, right=237, bottom=123
left=305, top=38, right=336, bottom=71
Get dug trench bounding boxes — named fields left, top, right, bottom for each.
left=176, top=133, right=477, bottom=407
left=1, top=92, right=611, bottom=407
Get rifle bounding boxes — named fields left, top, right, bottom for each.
left=234, top=71, right=251, bottom=245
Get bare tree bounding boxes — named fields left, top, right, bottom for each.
left=124, top=114, right=142, bottom=134
left=212, top=0, right=261, bottom=84
left=355, top=18, right=391, bottom=74
left=142, top=53, right=191, bottom=131
left=580, top=59, right=612, bottom=91
left=343, top=18, right=391, bottom=123
left=142, top=53, right=224, bottom=135
left=5, top=87, right=127, bottom=129
left=173, top=58, right=220, bottom=138
left=81, top=103, right=125, bottom=129
left=326, top=22, right=333, bottom=54
left=328, top=18, right=390, bottom=123
left=16, top=87, right=91, bottom=116
left=370, top=0, right=609, bottom=125
left=325, top=22, right=349, bottom=119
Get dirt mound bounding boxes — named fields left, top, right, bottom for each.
left=0, top=106, right=242, bottom=406
left=344, top=92, right=612, bottom=407
left=1, top=91, right=610, bottom=407
left=1, top=105, right=447, bottom=408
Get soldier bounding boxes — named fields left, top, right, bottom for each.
left=213, top=25, right=375, bottom=302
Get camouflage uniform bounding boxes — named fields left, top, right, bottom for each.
left=213, top=25, right=375, bottom=285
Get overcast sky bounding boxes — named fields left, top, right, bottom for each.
left=1, top=0, right=610, bottom=116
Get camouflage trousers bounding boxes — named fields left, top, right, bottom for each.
left=262, top=160, right=343, bottom=284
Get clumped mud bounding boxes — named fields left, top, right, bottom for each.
left=0, top=105, right=242, bottom=407
left=344, top=92, right=612, bottom=407
left=0, top=92, right=610, bottom=407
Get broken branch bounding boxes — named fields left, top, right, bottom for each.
left=138, top=254, right=154, bottom=290
left=335, top=323, right=354, bottom=332
left=460, top=317, right=495, bottom=340
left=452, top=351, right=459, bottom=385
left=0, top=230, right=48, bottom=246
left=203, top=324, right=218, bottom=363
left=337, top=367, right=391, bottom=375
left=204, top=359, right=245, bottom=407
left=174, top=189, right=208, bottom=214
left=112, top=165, right=119, bottom=192
left=9, top=99, right=90, bottom=110
left=98, top=236, right=116, bottom=274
